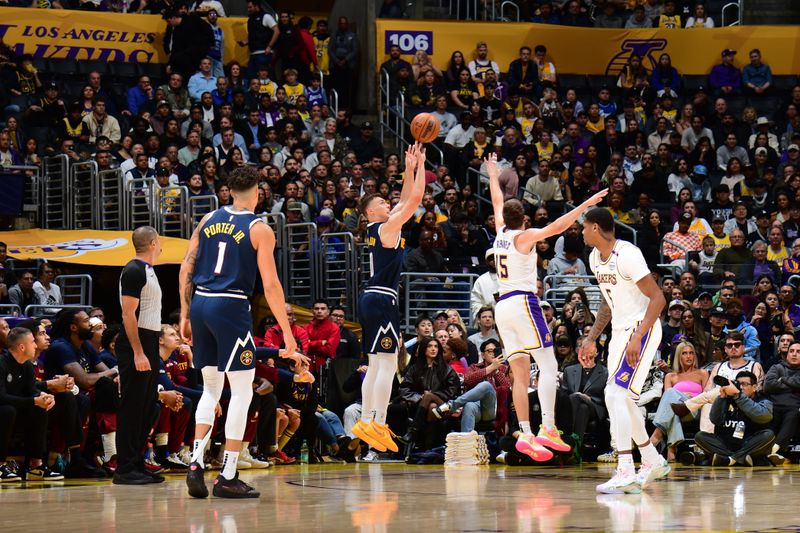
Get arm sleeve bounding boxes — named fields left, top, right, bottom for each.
left=120, top=262, right=147, bottom=298
left=734, top=394, right=773, bottom=424
left=618, top=244, right=651, bottom=283
left=763, top=365, right=789, bottom=393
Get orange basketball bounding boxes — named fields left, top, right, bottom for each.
left=410, top=112, right=441, bottom=143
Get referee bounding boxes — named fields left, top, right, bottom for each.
left=114, top=226, right=164, bottom=485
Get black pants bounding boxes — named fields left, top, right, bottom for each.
left=569, top=392, right=601, bottom=443
left=0, top=404, right=48, bottom=461
left=115, top=328, right=160, bottom=475
left=695, top=429, right=776, bottom=463
left=257, top=393, right=278, bottom=450
left=49, top=392, right=83, bottom=449
left=771, top=405, right=800, bottom=451
left=528, top=390, right=574, bottom=433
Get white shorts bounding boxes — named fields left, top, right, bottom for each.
left=606, top=321, right=662, bottom=399
left=495, top=291, right=553, bottom=362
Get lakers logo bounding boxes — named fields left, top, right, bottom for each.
left=380, top=336, right=393, bottom=350
left=618, top=372, right=630, bottom=383
left=9, top=237, right=128, bottom=261
left=240, top=350, right=254, bottom=366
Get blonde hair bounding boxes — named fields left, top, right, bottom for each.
left=673, top=341, right=698, bottom=373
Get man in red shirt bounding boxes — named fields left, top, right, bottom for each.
left=263, top=304, right=310, bottom=354
left=304, top=299, right=340, bottom=373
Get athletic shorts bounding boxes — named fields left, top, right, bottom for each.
left=190, top=291, right=256, bottom=372
left=495, top=291, right=553, bottom=361
left=359, top=290, right=400, bottom=354
left=606, top=320, right=662, bottom=399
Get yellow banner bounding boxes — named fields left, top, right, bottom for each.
left=376, top=19, right=800, bottom=76
left=4, top=229, right=188, bottom=266
left=0, top=7, right=250, bottom=64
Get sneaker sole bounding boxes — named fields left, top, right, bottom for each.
left=186, top=466, right=209, bottom=499
left=212, top=487, right=261, bottom=499
left=372, top=433, right=399, bottom=453
left=640, top=465, right=671, bottom=488
left=534, top=435, right=572, bottom=453
left=352, top=424, right=387, bottom=452
left=515, top=439, right=554, bottom=462
left=596, top=482, right=642, bottom=495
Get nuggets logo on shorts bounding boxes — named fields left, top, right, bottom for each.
left=240, top=350, right=254, bottom=366
left=618, top=371, right=630, bottom=382
left=380, top=336, right=393, bottom=350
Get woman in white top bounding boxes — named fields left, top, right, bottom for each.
left=685, top=3, right=715, bottom=28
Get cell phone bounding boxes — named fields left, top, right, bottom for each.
left=713, top=375, right=740, bottom=389
left=575, top=303, right=585, bottom=313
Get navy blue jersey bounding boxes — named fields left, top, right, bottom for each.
left=193, top=207, right=261, bottom=295
left=365, top=222, right=406, bottom=293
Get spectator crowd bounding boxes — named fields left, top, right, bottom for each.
left=1, top=0, right=800, bottom=479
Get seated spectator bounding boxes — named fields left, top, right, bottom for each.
left=778, top=284, right=800, bottom=332
left=467, top=41, right=500, bottom=88
left=710, top=49, right=743, bottom=96
left=762, top=340, right=800, bottom=465
left=717, top=133, right=750, bottom=171
left=561, top=343, right=608, bottom=449
left=723, top=201, right=756, bottom=235
left=714, top=229, right=753, bottom=281
left=742, top=49, right=773, bottom=96
left=532, top=2, right=560, bottom=24
left=694, top=370, right=774, bottom=466
left=399, top=337, right=460, bottom=453
left=126, top=75, right=154, bottom=117
left=625, top=5, right=652, bottom=28
left=523, top=159, right=563, bottom=207
left=467, top=306, right=498, bottom=358
left=560, top=0, right=591, bottom=26
left=8, top=270, right=41, bottom=312
left=82, top=98, right=121, bottom=144
left=533, top=45, right=557, bottom=86
left=304, top=300, right=340, bottom=374
left=405, top=229, right=446, bottom=274
left=664, top=212, right=703, bottom=267
left=507, top=46, right=538, bottom=99
left=594, top=3, right=623, bottom=28
left=261, top=304, right=310, bottom=354
left=648, top=341, right=709, bottom=461
left=470, top=250, right=499, bottom=323
left=0, top=327, right=62, bottom=482
left=768, top=225, right=790, bottom=265
left=547, top=236, right=587, bottom=285
left=32, top=262, right=62, bottom=311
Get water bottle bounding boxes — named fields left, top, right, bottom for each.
left=300, top=440, right=309, bottom=464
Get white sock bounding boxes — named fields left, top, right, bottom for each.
left=519, top=421, right=532, bottom=435
left=102, top=432, right=117, bottom=462
left=618, top=453, right=634, bottom=473
left=192, top=439, right=205, bottom=467
left=639, top=443, right=661, bottom=465
left=221, top=450, right=239, bottom=480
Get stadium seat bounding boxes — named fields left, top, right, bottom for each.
left=772, top=75, right=799, bottom=92
left=138, top=63, right=165, bottom=85
left=49, top=59, right=81, bottom=80
left=725, top=95, right=748, bottom=116
left=748, top=96, right=782, bottom=117
left=111, top=62, right=138, bottom=79
left=586, top=75, right=617, bottom=95
left=558, top=74, right=588, bottom=92
left=77, top=60, right=110, bottom=76
left=681, top=75, right=707, bottom=93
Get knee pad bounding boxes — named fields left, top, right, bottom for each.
left=224, top=369, right=256, bottom=441
left=195, top=367, right=225, bottom=427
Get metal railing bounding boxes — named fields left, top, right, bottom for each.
left=188, top=194, right=218, bottom=234
left=615, top=220, right=638, bottom=246
left=260, top=212, right=288, bottom=288
left=329, top=88, right=339, bottom=117
left=400, top=272, right=478, bottom=331
left=0, top=304, right=23, bottom=317
left=69, top=160, right=97, bottom=229
left=722, top=1, right=741, bottom=26
left=157, top=185, right=190, bottom=237
left=41, top=155, right=68, bottom=229
left=357, top=242, right=371, bottom=292
left=97, top=168, right=125, bottom=230
left=125, top=177, right=158, bottom=229
left=318, top=232, right=359, bottom=320
left=55, top=274, right=93, bottom=305
left=285, top=222, right=318, bottom=308
left=499, top=0, right=520, bottom=21
left=24, top=304, right=92, bottom=318
left=542, top=274, right=602, bottom=314
left=2, top=165, right=42, bottom=225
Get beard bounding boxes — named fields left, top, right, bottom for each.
left=77, top=328, right=94, bottom=341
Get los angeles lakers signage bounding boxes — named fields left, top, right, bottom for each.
left=5, top=229, right=188, bottom=266
left=376, top=19, right=800, bottom=75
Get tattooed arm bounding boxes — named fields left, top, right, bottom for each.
left=578, top=298, right=612, bottom=365
left=178, top=213, right=211, bottom=343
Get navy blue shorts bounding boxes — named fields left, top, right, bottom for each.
left=359, top=291, right=400, bottom=354
left=190, top=292, right=256, bottom=372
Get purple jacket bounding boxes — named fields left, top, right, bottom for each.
left=709, top=64, right=742, bottom=90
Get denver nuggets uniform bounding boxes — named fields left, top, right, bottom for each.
left=589, top=240, right=662, bottom=398
left=359, top=222, right=405, bottom=354
left=493, top=225, right=553, bottom=360
left=191, top=206, right=261, bottom=372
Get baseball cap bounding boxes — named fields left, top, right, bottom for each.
left=286, top=200, right=302, bottom=212
left=755, top=208, right=770, bottom=219
left=485, top=248, right=496, bottom=260
left=156, top=166, right=170, bottom=175
left=698, top=291, right=712, bottom=299
left=756, top=117, right=771, bottom=126
left=88, top=317, right=104, bottom=329
left=712, top=214, right=725, bottom=223
left=360, top=121, right=374, bottom=130
left=315, top=207, right=334, bottom=225
left=755, top=147, right=768, bottom=156
left=45, top=81, right=58, bottom=90
left=710, top=306, right=726, bottom=316
left=157, top=99, right=169, bottom=108
left=789, top=144, right=799, bottom=152
left=669, top=299, right=686, bottom=310
left=540, top=300, right=552, bottom=309
left=714, top=183, right=730, bottom=193
left=693, top=164, right=708, bottom=176
left=679, top=212, right=692, bottom=222
left=722, top=48, right=737, bottom=57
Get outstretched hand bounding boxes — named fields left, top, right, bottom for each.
left=405, top=142, right=419, bottom=174
left=413, top=142, right=426, bottom=166
left=577, top=337, right=597, bottom=366
left=583, top=188, right=609, bottom=208
left=484, top=152, right=499, bottom=180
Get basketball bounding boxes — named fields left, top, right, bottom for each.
left=410, top=113, right=441, bottom=143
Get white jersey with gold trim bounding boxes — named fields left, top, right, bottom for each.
left=494, top=225, right=538, bottom=295
left=589, top=240, right=652, bottom=330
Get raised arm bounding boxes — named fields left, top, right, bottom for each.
left=485, top=152, right=505, bottom=228
left=391, top=144, right=419, bottom=213
left=382, top=143, right=426, bottom=241
left=517, top=189, right=608, bottom=250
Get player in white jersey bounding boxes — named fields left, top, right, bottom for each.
left=580, top=208, right=670, bottom=494
left=485, top=153, right=607, bottom=461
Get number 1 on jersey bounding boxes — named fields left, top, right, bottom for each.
left=214, top=241, right=227, bottom=275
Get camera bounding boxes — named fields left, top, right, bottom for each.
left=713, top=375, right=740, bottom=389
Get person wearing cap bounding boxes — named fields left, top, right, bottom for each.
left=748, top=117, right=779, bottom=152
left=705, top=183, right=734, bottom=222
left=348, top=121, right=383, bottom=164
left=747, top=209, right=772, bottom=247
left=723, top=201, right=757, bottom=235
left=662, top=299, right=686, bottom=352
left=779, top=144, right=800, bottom=176
left=722, top=298, right=761, bottom=358
left=470, top=249, right=499, bottom=323
left=710, top=49, right=742, bottom=96
left=664, top=212, right=703, bottom=265
left=707, top=216, right=731, bottom=252
left=742, top=49, right=772, bottom=96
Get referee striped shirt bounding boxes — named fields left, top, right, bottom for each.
left=119, top=258, right=162, bottom=332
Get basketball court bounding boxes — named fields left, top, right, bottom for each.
left=2, top=464, right=798, bottom=532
